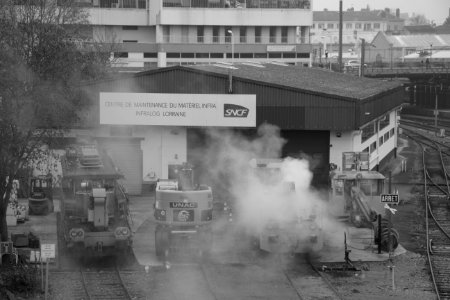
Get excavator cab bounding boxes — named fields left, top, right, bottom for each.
left=28, top=175, right=53, bottom=215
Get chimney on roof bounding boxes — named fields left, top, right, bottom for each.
left=396, top=8, right=400, bottom=17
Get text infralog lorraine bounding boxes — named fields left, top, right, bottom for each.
left=105, top=101, right=217, bottom=117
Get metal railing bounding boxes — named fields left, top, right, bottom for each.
left=163, top=0, right=310, bottom=9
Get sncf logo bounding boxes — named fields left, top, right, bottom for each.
left=224, top=104, right=249, bottom=118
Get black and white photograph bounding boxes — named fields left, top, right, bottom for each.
left=1, top=0, right=450, bottom=299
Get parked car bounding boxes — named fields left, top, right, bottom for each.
left=345, top=60, right=367, bottom=69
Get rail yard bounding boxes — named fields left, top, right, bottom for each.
left=5, top=126, right=447, bottom=300
left=4, top=100, right=450, bottom=300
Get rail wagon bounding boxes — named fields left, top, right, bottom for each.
left=60, top=143, right=132, bottom=257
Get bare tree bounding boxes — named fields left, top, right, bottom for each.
left=0, top=0, right=112, bottom=242
left=407, top=14, right=430, bottom=26
left=444, top=16, right=450, bottom=26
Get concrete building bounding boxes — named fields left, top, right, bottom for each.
left=76, top=63, right=403, bottom=195
left=78, top=0, right=313, bottom=69
left=310, top=8, right=404, bottom=61
left=368, top=32, right=450, bottom=64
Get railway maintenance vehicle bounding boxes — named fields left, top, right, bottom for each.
left=59, top=142, right=132, bottom=257
left=246, top=158, right=324, bottom=255
left=28, top=175, right=53, bottom=215
left=329, top=152, right=399, bottom=251
left=153, top=163, right=213, bottom=259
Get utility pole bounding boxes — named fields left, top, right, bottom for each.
left=338, top=0, right=343, bottom=72
left=360, top=38, right=365, bottom=77
left=434, top=85, right=439, bottom=135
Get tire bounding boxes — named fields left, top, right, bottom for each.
left=155, top=228, right=169, bottom=258
left=155, top=229, right=163, bottom=257
left=380, top=226, right=399, bottom=252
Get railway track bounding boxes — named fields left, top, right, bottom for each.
left=80, top=266, right=134, bottom=300
left=50, top=265, right=139, bottom=300
left=284, top=257, right=344, bottom=300
left=401, top=114, right=450, bottom=132
left=401, top=125, right=450, bottom=299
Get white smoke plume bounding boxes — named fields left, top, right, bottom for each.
left=201, top=124, right=339, bottom=241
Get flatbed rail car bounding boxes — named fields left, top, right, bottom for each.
left=60, top=144, right=132, bottom=257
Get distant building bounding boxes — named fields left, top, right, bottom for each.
left=403, top=25, right=436, bottom=35
left=310, top=8, right=404, bottom=64
left=435, top=25, right=450, bottom=35
left=368, top=32, right=450, bottom=64
left=311, top=8, right=405, bottom=46
left=73, top=0, right=314, bottom=70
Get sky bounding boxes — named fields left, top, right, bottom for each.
left=313, top=0, right=450, bottom=25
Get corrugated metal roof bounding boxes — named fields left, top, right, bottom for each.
left=387, top=34, right=450, bottom=48
left=184, top=63, right=401, bottom=101
left=313, top=10, right=403, bottom=22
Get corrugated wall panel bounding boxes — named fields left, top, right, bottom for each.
left=359, top=88, right=404, bottom=128
left=306, top=106, right=356, bottom=130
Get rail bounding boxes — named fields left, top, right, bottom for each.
left=402, top=126, right=450, bottom=299
left=80, top=265, right=133, bottom=300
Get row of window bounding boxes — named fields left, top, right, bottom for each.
left=361, top=114, right=390, bottom=144
left=55, top=0, right=310, bottom=9
left=362, top=128, right=395, bottom=154
left=113, top=52, right=309, bottom=59
left=160, top=26, right=294, bottom=44
left=314, top=22, right=382, bottom=30
left=162, top=0, right=310, bottom=9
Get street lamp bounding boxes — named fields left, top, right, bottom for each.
left=228, top=30, right=234, bottom=65
left=430, top=43, right=433, bottom=66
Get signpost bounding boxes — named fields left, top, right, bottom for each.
left=381, top=175, right=397, bottom=291
left=40, top=244, right=55, bottom=300
left=381, top=194, right=399, bottom=204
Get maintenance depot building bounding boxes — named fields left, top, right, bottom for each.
left=75, top=63, right=404, bottom=195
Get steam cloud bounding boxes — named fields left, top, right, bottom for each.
left=198, top=123, right=348, bottom=257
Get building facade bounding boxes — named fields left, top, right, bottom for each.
left=310, top=9, right=404, bottom=61
left=77, top=64, right=403, bottom=195
left=77, top=0, right=313, bottom=69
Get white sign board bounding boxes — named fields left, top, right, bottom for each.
left=100, top=93, right=256, bottom=127
left=40, top=244, right=55, bottom=259
left=380, top=194, right=399, bottom=204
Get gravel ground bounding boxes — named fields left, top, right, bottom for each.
left=321, top=251, right=435, bottom=300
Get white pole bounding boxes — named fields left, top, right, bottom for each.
left=228, top=30, right=234, bottom=65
